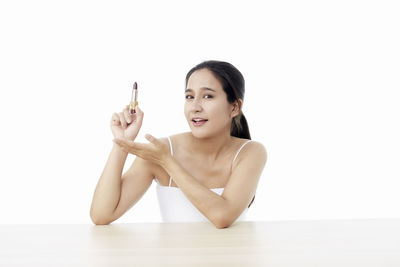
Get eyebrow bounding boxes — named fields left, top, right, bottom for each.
left=185, top=87, right=217, bottom=93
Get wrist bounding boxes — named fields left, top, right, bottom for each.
left=112, top=143, right=128, bottom=158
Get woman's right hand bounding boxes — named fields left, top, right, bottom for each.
left=110, top=105, right=144, bottom=141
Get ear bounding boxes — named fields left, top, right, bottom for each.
left=231, top=99, right=243, bottom=118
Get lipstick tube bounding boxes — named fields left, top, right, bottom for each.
left=130, top=82, right=138, bottom=114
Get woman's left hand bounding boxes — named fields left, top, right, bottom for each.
left=113, top=134, right=172, bottom=167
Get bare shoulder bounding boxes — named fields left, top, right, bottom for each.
left=248, top=140, right=267, bottom=158
left=233, top=139, right=267, bottom=168
left=157, top=137, right=170, bottom=146
left=169, top=132, right=191, bottom=142
left=165, top=132, right=192, bottom=148
left=234, top=137, right=267, bottom=155
left=156, top=133, right=185, bottom=148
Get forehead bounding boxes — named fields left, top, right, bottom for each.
left=186, top=68, right=223, bottom=91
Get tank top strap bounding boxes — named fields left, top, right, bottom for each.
left=167, top=136, right=173, bottom=187
left=232, top=140, right=252, bottom=164
left=167, top=136, right=174, bottom=156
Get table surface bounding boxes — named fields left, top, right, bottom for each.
left=1, top=218, right=399, bottom=267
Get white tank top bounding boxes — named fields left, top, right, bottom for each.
left=155, top=137, right=252, bottom=222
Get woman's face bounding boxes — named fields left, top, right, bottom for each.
left=184, top=68, right=239, bottom=139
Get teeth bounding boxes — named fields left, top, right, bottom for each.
left=193, top=119, right=206, bottom=122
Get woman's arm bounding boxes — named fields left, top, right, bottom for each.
left=90, top=144, right=128, bottom=224
left=113, top=135, right=267, bottom=228
left=161, top=141, right=267, bottom=229
left=90, top=144, right=154, bottom=225
left=91, top=105, right=151, bottom=225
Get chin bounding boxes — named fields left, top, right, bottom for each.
left=190, top=129, right=210, bottom=139
left=188, top=120, right=229, bottom=140
left=188, top=124, right=212, bottom=139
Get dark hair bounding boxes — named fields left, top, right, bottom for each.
left=185, top=60, right=251, bottom=140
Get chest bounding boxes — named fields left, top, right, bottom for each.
left=182, top=158, right=232, bottom=187
left=155, top=154, right=234, bottom=188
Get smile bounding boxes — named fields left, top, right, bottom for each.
left=192, top=118, right=208, bottom=126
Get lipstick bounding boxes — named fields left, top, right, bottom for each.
left=130, top=82, right=138, bottom=114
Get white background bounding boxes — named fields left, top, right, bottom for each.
left=0, top=0, right=399, bottom=224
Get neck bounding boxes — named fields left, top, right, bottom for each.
left=189, top=130, right=233, bottom=161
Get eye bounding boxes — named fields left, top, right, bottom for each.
left=204, top=95, right=213, bottom=99
left=185, top=95, right=194, bottom=99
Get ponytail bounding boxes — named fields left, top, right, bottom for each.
left=231, top=112, right=251, bottom=140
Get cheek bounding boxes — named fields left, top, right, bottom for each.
left=184, top=103, right=194, bottom=123
left=209, top=103, right=231, bottom=122
left=183, top=103, right=189, bottom=117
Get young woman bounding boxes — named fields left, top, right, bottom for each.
left=90, top=60, right=267, bottom=228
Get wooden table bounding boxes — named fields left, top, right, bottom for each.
left=1, top=218, right=399, bottom=266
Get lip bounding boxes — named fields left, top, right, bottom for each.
left=191, top=117, right=208, bottom=127
left=191, top=117, right=208, bottom=121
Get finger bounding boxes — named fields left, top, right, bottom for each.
left=115, top=143, right=129, bottom=153
left=111, top=113, right=121, bottom=126
left=113, top=138, right=134, bottom=152
left=113, top=138, right=128, bottom=146
left=123, top=107, right=134, bottom=124
left=145, top=134, right=160, bottom=146
left=135, top=105, right=144, bottom=118
left=119, top=112, right=127, bottom=129
left=113, top=139, right=148, bottom=154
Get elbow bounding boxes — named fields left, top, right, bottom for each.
left=213, top=220, right=232, bottom=229
left=211, top=213, right=234, bottom=229
left=90, top=210, right=112, bottom=226
left=214, top=223, right=231, bottom=229
left=91, top=218, right=111, bottom=226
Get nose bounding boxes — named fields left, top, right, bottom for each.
left=191, top=97, right=203, bottom=113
